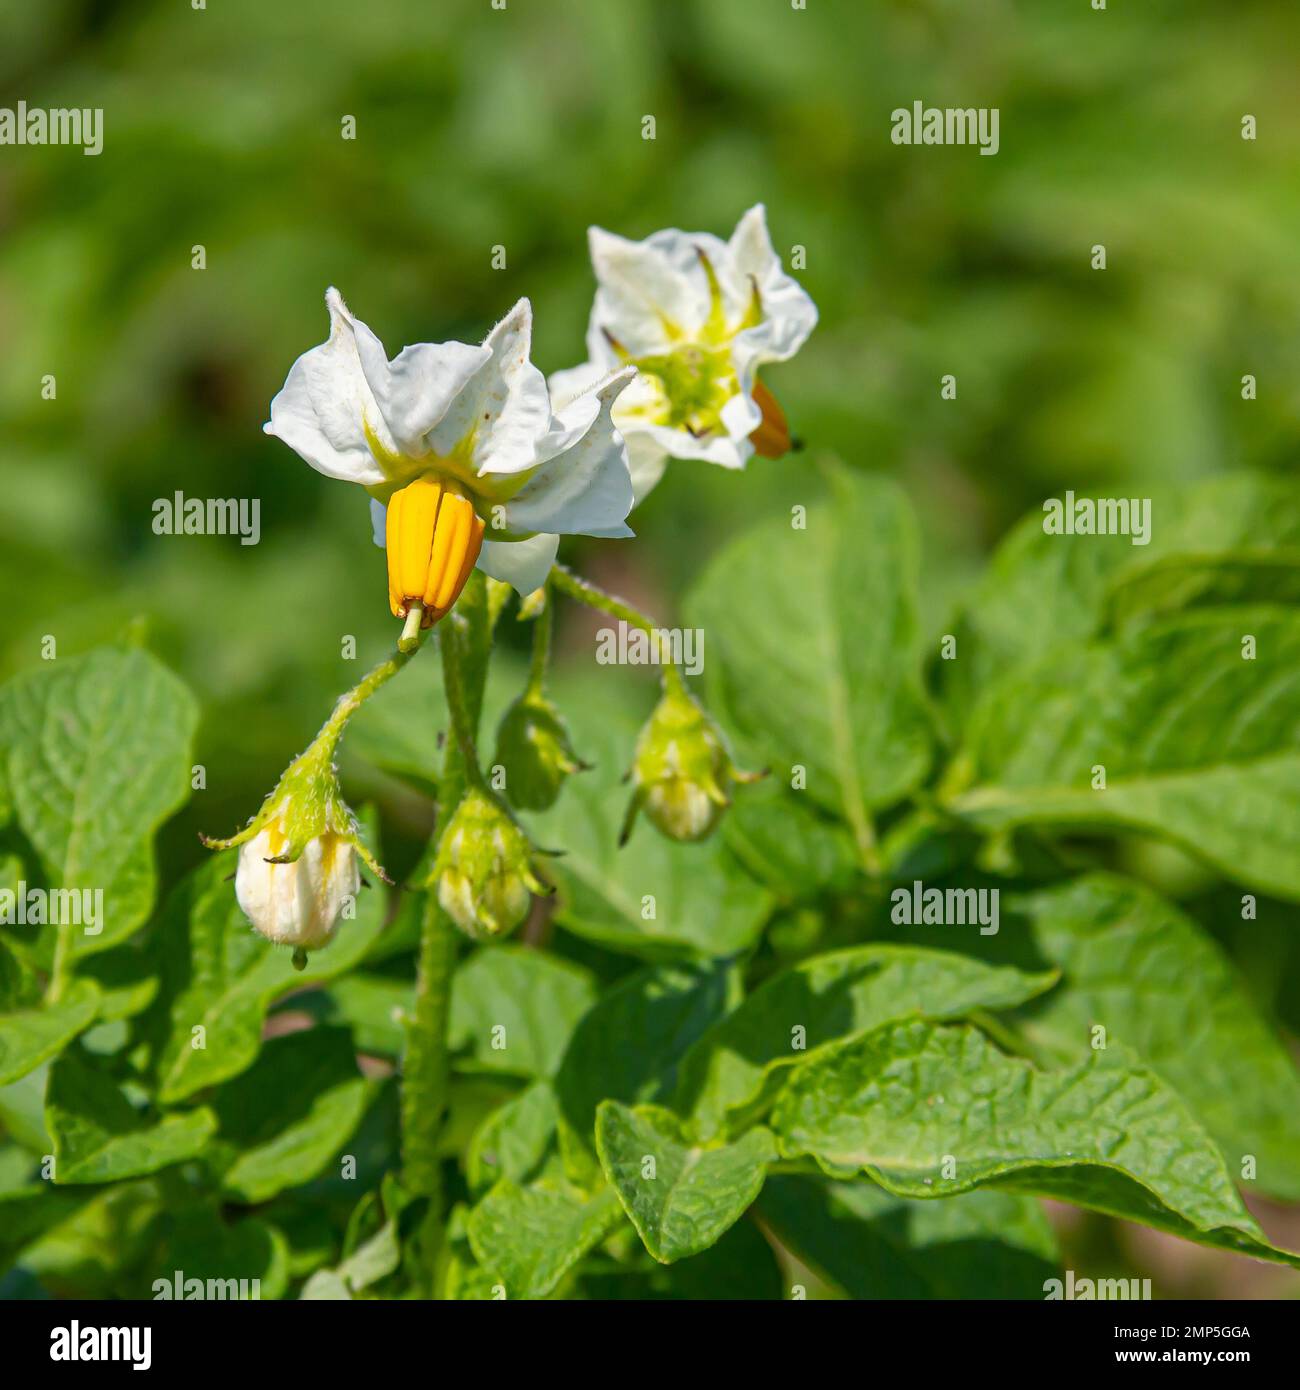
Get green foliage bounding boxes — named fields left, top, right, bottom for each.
left=4, top=451, right=1300, bottom=1300
left=774, top=1020, right=1298, bottom=1268
left=5, top=0, right=1300, bottom=1301
left=687, top=473, right=932, bottom=862
left=595, top=1102, right=776, bottom=1263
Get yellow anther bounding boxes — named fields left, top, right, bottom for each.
left=384, top=473, right=486, bottom=628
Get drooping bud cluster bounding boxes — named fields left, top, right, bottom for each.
left=621, top=682, right=760, bottom=845
left=431, top=788, right=550, bottom=940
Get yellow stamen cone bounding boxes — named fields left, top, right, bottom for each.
left=384, top=474, right=485, bottom=630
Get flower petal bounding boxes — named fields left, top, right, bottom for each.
left=626, top=431, right=670, bottom=504
left=476, top=532, right=560, bottom=594
left=585, top=225, right=714, bottom=360
left=497, top=368, right=636, bottom=538
left=428, top=299, right=551, bottom=478
left=264, top=288, right=400, bottom=486
left=640, top=421, right=752, bottom=470
left=726, top=204, right=818, bottom=367
left=375, top=340, right=492, bottom=458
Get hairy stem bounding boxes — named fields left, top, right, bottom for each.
left=399, top=571, right=494, bottom=1296
left=526, top=585, right=554, bottom=696
left=549, top=563, right=686, bottom=696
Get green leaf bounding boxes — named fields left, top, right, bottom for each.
left=0, top=980, right=101, bottom=1086
left=676, top=945, right=1057, bottom=1138
left=309, top=973, right=410, bottom=1057
left=450, top=945, right=596, bottom=1079
left=76, top=948, right=159, bottom=1022
left=1104, top=552, right=1300, bottom=631
left=686, top=470, right=932, bottom=856
left=0, top=1063, right=52, bottom=1152
left=722, top=778, right=860, bottom=899
left=46, top=1050, right=216, bottom=1184
left=0, top=1152, right=90, bottom=1268
left=11, top=1180, right=161, bottom=1293
left=302, top=1173, right=410, bottom=1299
left=596, top=1100, right=775, bottom=1262
left=157, top=1208, right=290, bottom=1300
left=555, top=962, right=737, bottom=1170
left=945, top=474, right=1300, bottom=716
left=466, top=1180, right=624, bottom=1299
left=757, top=1175, right=1060, bottom=1300
left=578, top=1217, right=785, bottom=1300
left=0, top=645, right=197, bottom=959
left=949, top=608, right=1300, bottom=898
left=774, top=1019, right=1300, bottom=1267
left=1005, top=874, right=1300, bottom=1201
left=149, top=838, right=387, bottom=1103
left=525, top=688, right=773, bottom=960
left=212, top=1027, right=369, bottom=1204
left=467, top=1079, right=560, bottom=1195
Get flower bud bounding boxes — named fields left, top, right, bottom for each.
left=432, top=789, right=549, bottom=940
left=202, top=723, right=389, bottom=968
left=235, top=825, right=359, bottom=958
left=493, top=692, right=587, bottom=812
left=622, top=685, right=759, bottom=845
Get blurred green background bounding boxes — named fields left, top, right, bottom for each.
left=3, top=0, right=1299, bottom=1296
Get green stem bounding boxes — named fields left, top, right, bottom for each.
left=316, top=627, right=432, bottom=757
left=399, top=571, right=495, bottom=1296
left=549, top=563, right=687, bottom=697
left=526, top=587, right=553, bottom=696
left=440, top=615, right=487, bottom=791
left=57, top=630, right=433, bottom=1005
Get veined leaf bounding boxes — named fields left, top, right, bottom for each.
left=596, top=1100, right=775, bottom=1263
left=0, top=980, right=101, bottom=1086
left=46, top=1050, right=215, bottom=1185
left=0, top=645, right=197, bottom=959
left=450, top=945, right=596, bottom=1079
left=676, top=945, right=1056, bottom=1138
left=774, top=1019, right=1300, bottom=1267
left=722, top=778, right=860, bottom=899
left=466, top=1180, right=624, bottom=1299
left=686, top=470, right=932, bottom=856
left=945, top=474, right=1300, bottom=716
left=757, top=1175, right=1060, bottom=1300
left=1005, top=874, right=1300, bottom=1201
left=948, top=608, right=1300, bottom=898
left=555, top=962, right=738, bottom=1171
left=212, top=1027, right=370, bottom=1205
left=467, top=1079, right=560, bottom=1195
left=157, top=1208, right=290, bottom=1300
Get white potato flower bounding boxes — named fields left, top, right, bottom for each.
left=550, top=204, right=817, bottom=502
left=265, top=291, right=637, bottom=628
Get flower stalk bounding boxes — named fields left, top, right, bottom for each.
left=549, top=562, right=688, bottom=698
left=399, top=570, right=493, bottom=1294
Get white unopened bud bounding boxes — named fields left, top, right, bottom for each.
left=235, top=824, right=359, bottom=954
